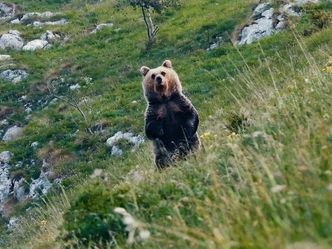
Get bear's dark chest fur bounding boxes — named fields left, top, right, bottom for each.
left=144, top=92, right=199, bottom=168
left=156, top=101, right=183, bottom=123
left=146, top=94, right=195, bottom=149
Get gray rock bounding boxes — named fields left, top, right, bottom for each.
left=293, top=0, right=320, bottom=4
left=239, top=18, right=274, bottom=45
left=238, top=4, right=275, bottom=45
left=253, top=3, right=272, bottom=16
left=0, top=3, right=15, bottom=20
left=10, top=18, right=20, bottom=24
left=0, top=163, right=11, bottom=212
left=20, top=11, right=55, bottom=22
left=25, top=107, right=32, bottom=114
left=111, top=146, right=123, bottom=156
left=275, top=15, right=286, bottom=30
left=106, top=131, right=144, bottom=148
left=22, top=39, right=49, bottom=51
left=7, top=217, right=19, bottom=230
left=237, top=1, right=322, bottom=45
left=69, top=83, right=81, bottom=90
left=0, top=69, right=28, bottom=83
left=0, top=54, right=11, bottom=61
left=0, top=119, right=8, bottom=127
left=0, top=30, right=24, bottom=50
left=106, top=131, right=144, bottom=156
left=29, top=172, right=52, bottom=199
left=31, top=141, right=39, bottom=150
left=40, top=30, right=60, bottom=42
left=13, top=179, right=27, bottom=202
left=0, top=151, right=13, bottom=163
left=2, top=125, right=23, bottom=141
left=91, top=22, right=114, bottom=34
left=32, top=18, right=68, bottom=27
left=207, top=36, right=223, bottom=51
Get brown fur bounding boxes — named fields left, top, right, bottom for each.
left=140, top=60, right=200, bottom=168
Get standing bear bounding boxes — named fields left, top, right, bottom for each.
left=140, top=60, right=200, bottom=168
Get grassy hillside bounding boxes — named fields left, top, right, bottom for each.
left=0, top=0, right=332, bottom=248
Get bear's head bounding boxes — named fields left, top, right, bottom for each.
left=140, top=60, right=182, bottom=102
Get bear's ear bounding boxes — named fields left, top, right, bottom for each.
left=140, top=66, right=150, bottom=76
left=162, top=60, right=172, bottom=68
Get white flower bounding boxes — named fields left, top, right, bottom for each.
left=114, top=207, right=128, bottom=216
left=114, top=207, right=150, bottom=244
left=271, top=185, right=286, bottom=193
left=123, top=216, right=135, bottom=226
left=139, top=230, right=150, bottom=240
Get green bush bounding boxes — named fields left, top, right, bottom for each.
left=60, top=182, right=125, bottom=247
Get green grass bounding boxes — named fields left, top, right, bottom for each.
left=0, top=0, right=332, bottom=248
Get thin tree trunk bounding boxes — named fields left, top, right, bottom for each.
left=141, top=5, right=158, bottom=50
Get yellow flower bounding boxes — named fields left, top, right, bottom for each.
left=322, top=58, right=332, bottom=73
left=200, top=132, right=213, bottom=140
left=40, top=220, right=47, bottom=226
left=227, top=132, right=240, bottom=143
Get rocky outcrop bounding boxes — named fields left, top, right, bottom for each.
left=28, top=172, right=51, bottom=199
left=33, top=19, right=68, bottom=27
left=10, top=11, right=68, bottom=26
left=106, top=132, right=144, bottom=156
left=69, top=83, right=81, bottom=90
left=23, top=39, right=49, bottom=51
left=0, top=69, right=28, bottom=83
left=0, top=151, right=13, bottom=213
left=238, top=3, right=279, bottom=45
left=0, top=30, right=61, bottom=51
left=0, top=3, right=15, bottom=20
left=91, top=22, right=114, bottom=34
left=237, top=0, right=322, bottom=45
left=0, top=30, right=24, bottom=50
left=0, top=151, right=13, bottom=163
left=20, top=11, right=56, bottom=23
left=2, top=125, right=23, bottom=141
left=0, top=54, right=11, bottom=61
left=41, top=30, right=60, bottom=43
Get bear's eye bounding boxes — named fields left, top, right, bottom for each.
left=151, top=74, right=156, bottom=79
left=161, top=71, right=166, bottom=76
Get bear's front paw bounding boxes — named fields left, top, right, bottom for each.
left=146, top=122, right=164, bottom=139
left=157, top=127, right=164, bottom=137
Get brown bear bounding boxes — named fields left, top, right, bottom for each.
left=140, top=60, right=199, bottom=168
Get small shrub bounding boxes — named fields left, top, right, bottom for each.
left=60, top=182, right=126, bottom=248
left=226, top=109, right=252, bottom=133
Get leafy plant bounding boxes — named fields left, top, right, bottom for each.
left=60, top=182, right=125, bottom=247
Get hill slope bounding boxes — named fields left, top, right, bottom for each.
left=0, top=0, right=332, bottom=248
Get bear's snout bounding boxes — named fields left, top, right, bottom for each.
left=156, top=76, right=163, bottom=85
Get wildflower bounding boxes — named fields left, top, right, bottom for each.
left=114, top=207, right=150, bottom=244
left=322, top=58, right=332, bottom=73
left=40, top=220, right=47, bottom=226
left=271, top=184, right=287, bottom=193
left=200, top=132, right=212, bottom=140
left=227, top=132, right=240, bottom=143
left=139, top=230, right=151, bottom=240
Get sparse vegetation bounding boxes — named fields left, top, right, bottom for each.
left=0, top=0, right=331, bottom=248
